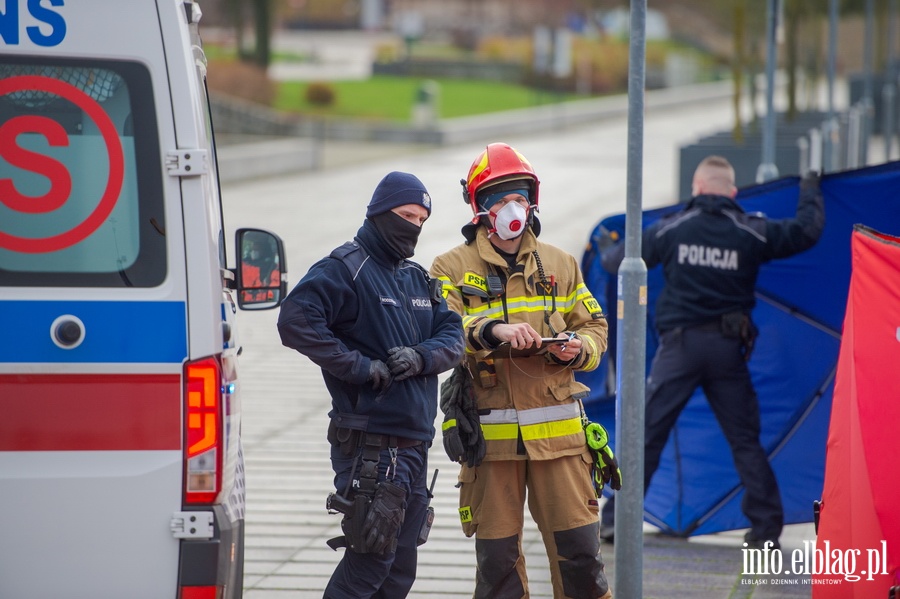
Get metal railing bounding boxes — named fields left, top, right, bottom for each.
left=798, top=97, right=883, bottom=175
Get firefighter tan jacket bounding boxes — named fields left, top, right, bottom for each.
left=430, top=227, right=608, bottom=461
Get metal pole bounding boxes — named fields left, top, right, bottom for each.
left=614, top=0, right=647, bottom=596
left=757, top=0, right=780, bottom=182
left=797, top=136, right=810, bottom=175
left=861, top=0, right=875, bottom=165
left=864, top=0, right=875, bottom=104
left=884, top=81, right=896, bottom=161
left=809, top=128, right=823, bottom=173
left=885, top=0, right=898, bottom=159
left=823, top=0, right=838, bottom=172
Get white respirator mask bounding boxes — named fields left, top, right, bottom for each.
left=490, top=201, right=528, bottom=240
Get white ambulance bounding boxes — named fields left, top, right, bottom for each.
left=0, top=2, right=286, bottom=598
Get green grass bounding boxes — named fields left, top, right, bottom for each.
left=274, top=76, right=581, bottom=122
left=204, top=44, right=312, bottom=64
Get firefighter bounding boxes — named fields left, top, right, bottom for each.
left=277, top=171, right=465, bottom=598
left=430, top=143, right=616, bottom=599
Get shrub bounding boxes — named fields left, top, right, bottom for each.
left=305, top=81, right=337, bottom=106
left=479, top=35, right=533, bottom=63
left=206, top=59, right=276, bottom=106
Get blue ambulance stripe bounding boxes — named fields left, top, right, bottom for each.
left=1, top=301, right=187, bottom=363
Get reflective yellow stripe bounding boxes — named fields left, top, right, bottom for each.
left=457, top=281, right=601, bottom=319
left=481, top=405, right=583, bottom=442
left=442, top=419, right=457, bottom=431
left=482, top=423, right=519, bottom=440
left=464, top=304, right=505, bottom=319
left=582, top=335, right=600, bottom=371
left=468, top=289, right=599, bottom=317
left=436, top=276, right=457, bottom=300
left=462, top=315, right=481, bottom=328
left=517, top=403, right=580, bottom=425
left=480, top=408, right=518, bottom=424
left=520, top=416, right=583, bottom=441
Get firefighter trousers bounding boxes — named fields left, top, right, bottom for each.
left=457, top=449, right=612, bottom=599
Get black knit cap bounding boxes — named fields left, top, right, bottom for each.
left=366, top=171, right=432, bottom=218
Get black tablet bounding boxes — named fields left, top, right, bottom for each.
left=484, top=337, right=568, bottom=358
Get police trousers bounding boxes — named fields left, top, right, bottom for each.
left=324, top=442, right=429, bottom=599
left=457, top=449, right=612, bottom=599
left=602, top=325, right=783, bottom=540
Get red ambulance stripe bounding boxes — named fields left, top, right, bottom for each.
left=0, top=374, right=181, bottom=451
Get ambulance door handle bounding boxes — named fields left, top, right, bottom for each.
left=51, top=315, right=86, bottom=350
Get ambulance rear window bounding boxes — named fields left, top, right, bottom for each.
left=0, top=57, right=165, bottom=287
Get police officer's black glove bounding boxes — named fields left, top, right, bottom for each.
left=386, top=346, right=424, bottom=381
left=361, top=480, right=407, bottom=555
left=801, top=170, right=821, bottom=192
left=367, top=359, right=392, bottom=391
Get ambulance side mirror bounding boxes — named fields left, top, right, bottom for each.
left=233, top=228, right=288, bottom=310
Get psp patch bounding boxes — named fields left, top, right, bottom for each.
left=463, top=272, right=487, bottom=294
left=459, top=505, right=473, bottom=523
left=582, top=297, right=602, bottom=315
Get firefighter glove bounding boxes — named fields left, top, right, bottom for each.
left=386, top=346, right=424, bottom=381
left=439, top=366, right=463, bottom=414
left=440, top=364, right=485, bottom=468
left=464, top=418, right=486, bottom=468
left=597, top=443, right=622, bottom=491
left=368, top=359, right=392, bottom=391
left=585, top=422, right=622, bottom=492
left=442, top=405, right=468, bottom=464
left=361, top=481, right=407, bottom=555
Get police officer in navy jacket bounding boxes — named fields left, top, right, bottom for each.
left=278, top=171, right=464, bottom=598
left=600, top=155, right=824, bottom=550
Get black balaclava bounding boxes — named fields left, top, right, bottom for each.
left=365, top=171, right=431, bottom=259
left=371, top=210, right=422, bottom=260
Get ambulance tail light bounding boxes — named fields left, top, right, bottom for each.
left=179, top=586, right=220, bottom=599
left=183, top=356, right=223, bottom=505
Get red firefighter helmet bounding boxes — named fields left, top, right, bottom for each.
left=462, top=143, right=540, bottom=215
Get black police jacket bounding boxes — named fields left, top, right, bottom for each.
left=277, top=220, right=464, bottom=442
left=603, top=185, right=824, bottom=332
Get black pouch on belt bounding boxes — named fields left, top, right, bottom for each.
left=327, top=413, right=368, bottom=456
left=720, top=311, right=745, bottom=339
left=721, top=311, right=758, bottom=361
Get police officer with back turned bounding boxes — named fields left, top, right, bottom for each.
left=277, top=171, right=464, bottom=598
left=599, top=155, right=825, bottom=551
